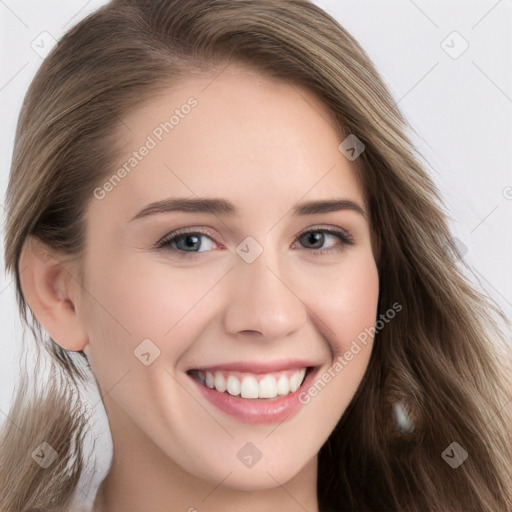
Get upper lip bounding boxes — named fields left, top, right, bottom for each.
left=188, top=359, right=321, bottom=374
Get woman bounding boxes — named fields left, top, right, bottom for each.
left=1, top=1, right=511, bottom=511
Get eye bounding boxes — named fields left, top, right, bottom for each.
left=294, top=227, right=354, bottom=255
left=155, top=228, right=218, bottom=257
left=155, top=226, right=354, bottom=258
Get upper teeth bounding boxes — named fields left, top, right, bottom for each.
left=195, top=368, right=307, bottom=399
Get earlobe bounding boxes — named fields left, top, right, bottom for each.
left=18, top=236, right=88, bottom=352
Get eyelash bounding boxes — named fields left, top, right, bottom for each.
left=154, top=226, right=354, bottom=258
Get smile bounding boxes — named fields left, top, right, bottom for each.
left=189, top=367, right=308, bottom=399
left=187, top=363, right=319, bottom=425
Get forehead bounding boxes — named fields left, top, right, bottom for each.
left=93, top=67, right=365, bottom=221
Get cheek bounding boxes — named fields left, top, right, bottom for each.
left=80, top=252, right=228, bottom=371
left=296, top=252, right=379, bottom=435
left=82, top=244, right=378, bottom=388
left=300, top=249, right=380, bottom=356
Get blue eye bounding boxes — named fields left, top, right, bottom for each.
left=158, top=231, right=216, bottom=253
left=296, top=229, right=353, bottom=252
left=155, top=227, right=354, bottom=258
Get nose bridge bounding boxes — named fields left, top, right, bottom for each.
left=222, top=243, right=307, bottom=339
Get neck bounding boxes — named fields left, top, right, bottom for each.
left=91, top=395, right=319, bottom=512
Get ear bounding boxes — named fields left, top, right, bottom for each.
left=18, top=236, right=88, bottom=352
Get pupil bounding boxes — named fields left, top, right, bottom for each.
left=179, top=235, right=200, bottom=251
left=305, top=232, right=323, bottom=248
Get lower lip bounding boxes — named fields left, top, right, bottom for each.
left=189, top=367, right=319, bottom=425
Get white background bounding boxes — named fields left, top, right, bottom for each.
left=1, top=0, right=511, bottom=507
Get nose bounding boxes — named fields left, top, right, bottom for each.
left=222, top=247, right=308, bottom=340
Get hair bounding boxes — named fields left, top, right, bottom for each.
left=1, top=0, right=511, bottom=510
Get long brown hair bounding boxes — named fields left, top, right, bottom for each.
left=2, top=1, right=511, bottom=510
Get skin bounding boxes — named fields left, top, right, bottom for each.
left=20, top=66, right=379, bottom=512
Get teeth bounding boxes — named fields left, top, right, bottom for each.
left=195, top=367, right=307, bottom=399
left=290, top=371, right=303, bottom=392
left=240, top=376, right=259, bottom=398
left=214, top=372, right=227, bottom=392
left=226, top=375, right=241, bottom=396
left=276, top=375, right=290, bottom=395
left=259, top=375, right=277, bottom=398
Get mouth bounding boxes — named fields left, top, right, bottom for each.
left=186, top=364, right=319, bottom=425
left=187, top=366, right=311, bottom=400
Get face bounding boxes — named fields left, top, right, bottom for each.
left=76, top=66, right=379, bottom=490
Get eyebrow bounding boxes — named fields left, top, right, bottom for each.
left=129, top=197, right=366, bottom=222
